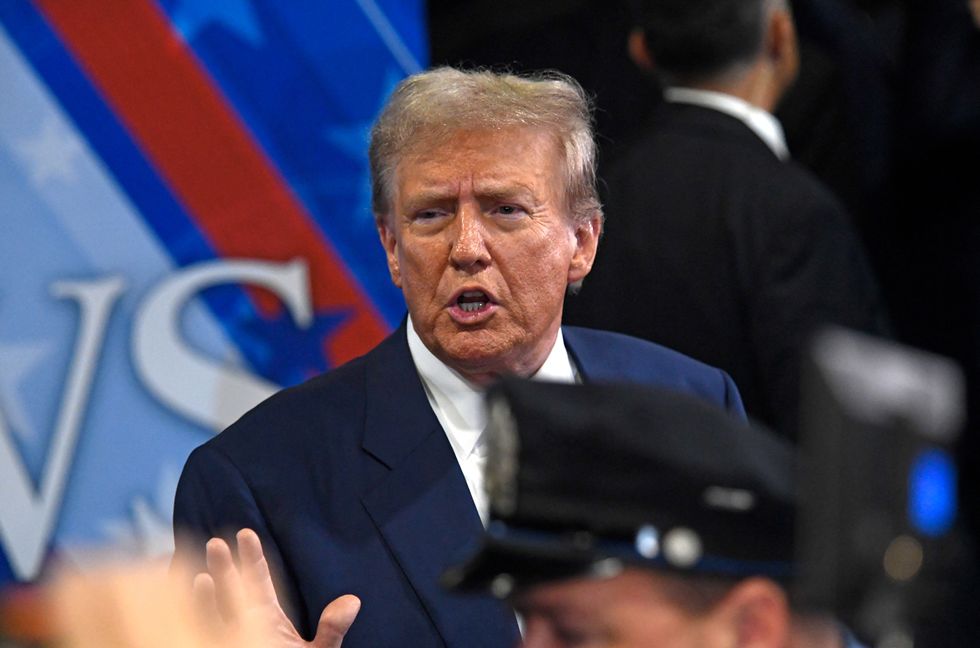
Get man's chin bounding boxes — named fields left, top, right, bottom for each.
left=435, top=332, right=516, bottom=380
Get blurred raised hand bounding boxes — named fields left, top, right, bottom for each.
left=48, top=528, right=359, bottom=648
left=195, top=529, right=361, bottom=648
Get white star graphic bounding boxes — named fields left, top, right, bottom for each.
left=130, top=496, right=176, bottom=558
left=12, top=114, right=86, bottom=188
left=321, top=67, right=404, bottom=162
left=171, top=0, right=264, bottom=47
left=99, top=464, right=179, bottom=560
left=0, top=338, right=54, bottom=443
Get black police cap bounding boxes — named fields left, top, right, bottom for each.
left=443, top=379, right=796, bottom=597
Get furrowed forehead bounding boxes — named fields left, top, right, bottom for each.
left=383, top=124, right=574, bottom=221
left=401, top=180, right=538, bottom=200
left=396, top=128, right=563, bottom=181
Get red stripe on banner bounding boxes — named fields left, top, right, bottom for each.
left=35, top=0, right=388, bottom=365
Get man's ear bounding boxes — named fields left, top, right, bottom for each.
left=711, top=577, right=791, bottom=648
left=376, top=217, right=402, bottom=288
left=766, top=6, right=800, bottom=90
left=628, top=28, right=655, bottom=71
left=567, top=213, right=602, bottom=285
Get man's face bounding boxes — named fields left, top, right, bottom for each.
left=512, top=570, right=721, bottom=648
left=378, top=127, right=600, bottom=384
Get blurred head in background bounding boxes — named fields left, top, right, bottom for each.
left=627, top=0, right=800, bottom=110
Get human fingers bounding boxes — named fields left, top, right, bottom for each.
left=192, top=571, right=225, bottom=638
left=312, top=595, right=361, bottom=648
left=192, top=572, right=219, bottom=618
left=236, top=529, right=281, bottom=609
left=205, top=537, right=247, bottom=621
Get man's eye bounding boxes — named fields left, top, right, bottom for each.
left=494, top=205, right=525, bottom=218
left=415, top=209, right=446, bottom=220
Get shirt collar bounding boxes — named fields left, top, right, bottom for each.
left=664, top=87, right=790, bottom=161
left=406, top=316, right=576, bottom=457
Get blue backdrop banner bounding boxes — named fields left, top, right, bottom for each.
left=0, top=0, right=426, bottom=585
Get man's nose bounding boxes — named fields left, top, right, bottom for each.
left=449, top=205, right=490, bottom=269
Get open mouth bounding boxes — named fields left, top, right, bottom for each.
left=456, top=290, right=491, bottom=312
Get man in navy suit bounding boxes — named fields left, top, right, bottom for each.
left=172, top=67, right=744, bottom=648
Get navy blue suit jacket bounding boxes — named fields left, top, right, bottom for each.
left=173, top=324, right=744, bottom=647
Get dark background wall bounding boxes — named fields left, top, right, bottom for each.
left=426, top=2, right=980, bottom=643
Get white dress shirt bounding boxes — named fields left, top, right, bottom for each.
left=406, top=316, right=577, bottom=525
left=664, top=86, right=790, bottom=161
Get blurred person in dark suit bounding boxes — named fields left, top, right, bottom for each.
left=445, top=379, right=866, bottom=648
left=564, top=0, right=887, bottom=440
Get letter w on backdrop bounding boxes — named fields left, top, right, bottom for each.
left=0, top=0, right=427, bottom=584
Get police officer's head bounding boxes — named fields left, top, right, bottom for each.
left=443, top=380, right=852, bottom=648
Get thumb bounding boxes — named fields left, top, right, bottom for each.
left=312, top=594, right=361, bottom=648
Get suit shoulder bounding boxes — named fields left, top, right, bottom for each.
left=620, top=107, right=780, bottom=167
left=775, top=158, right=845, bottom=206
left=565, top=326, right=711, bottom=369
left=563, top=326, right=744, bottom=416
left=749, top=160, right=860, bottom=247
left=203, top=351, right=371, bottom=457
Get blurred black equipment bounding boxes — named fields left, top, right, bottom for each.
left=796, top=327, right=967, bottom=647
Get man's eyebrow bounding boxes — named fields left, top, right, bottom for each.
left=401, top=189, right=456, bottom=210
left=474, top=182, right=538, bottom=203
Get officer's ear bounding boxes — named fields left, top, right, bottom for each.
left=713, top=577, right=790, bottom=648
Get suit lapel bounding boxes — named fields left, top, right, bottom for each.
left=360, top=324, right=519, bottom=648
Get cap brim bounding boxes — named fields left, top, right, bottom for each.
left=442, top=534, right=601, bottom=595
left=443, top=519, right=797, bottom=597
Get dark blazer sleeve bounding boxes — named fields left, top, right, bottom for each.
left=173, top=443, right=308, bottom=634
